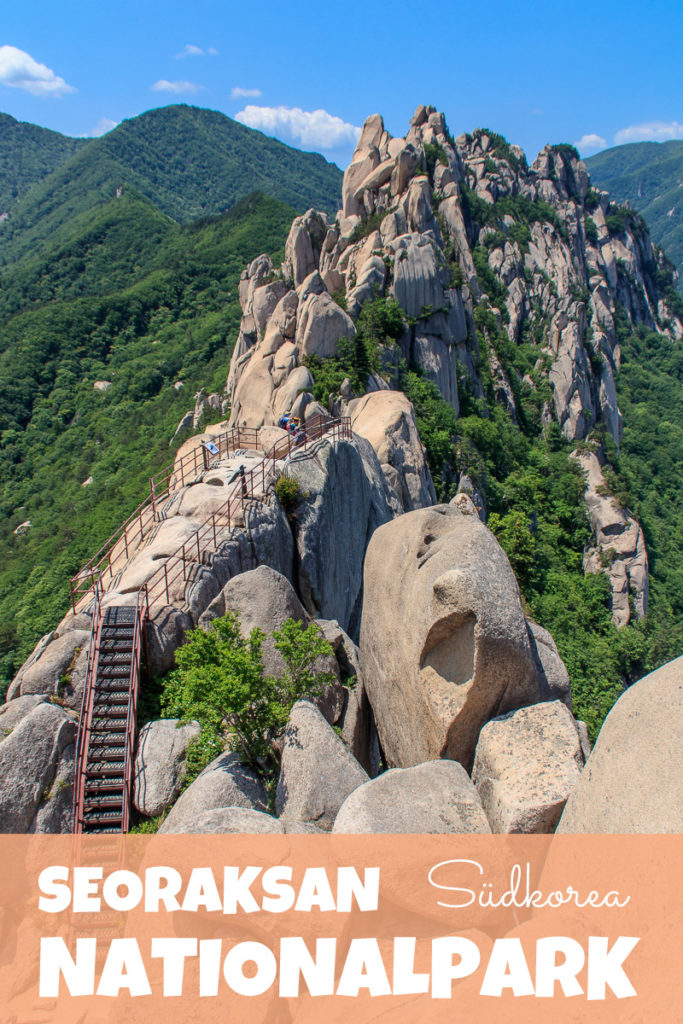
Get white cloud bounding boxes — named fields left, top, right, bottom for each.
left=614, top=120, right=683, bottom=145
left=0, top=45, right=75, bottom=97
left=235, top=105, right=361, bottom=151
left=231, top=86, right=262, bottom=99
left=151, top=79, right=203, bottom=94
left=574, top=133, right=607, bottom=153
left=174, top=44, right=218, bottom=58
left=90, top=116, right=119, bottom=137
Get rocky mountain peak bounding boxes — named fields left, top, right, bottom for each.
left=224, top=105, right=683, bottom=627
left=229, top=105, right=682, bottom=453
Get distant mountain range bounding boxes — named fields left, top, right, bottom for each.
left=0, top=105, right=343, bottom=266
left=0, top=112, right=87, bottom=214
left=587, top=141, right=683, bottom=293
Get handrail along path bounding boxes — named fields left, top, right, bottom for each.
left=71, top=417, right=352, bottom=832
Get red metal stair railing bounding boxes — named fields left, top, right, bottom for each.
left=142, top=416, right=352, bottom=609
left=71, top=415, right=352, bottom=833
left=72, top=596, right=145, bottom=834
left=69, top=424, right=262, bottom=612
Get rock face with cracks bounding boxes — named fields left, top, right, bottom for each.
left=0, top=703, right=77, bottom=833
left=286, top=437, right=397, bottom=635
left=348, top=390, right=436, bottom=512
left=360, top=504, right=539, bottom=770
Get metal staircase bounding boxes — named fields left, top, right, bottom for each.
left=71, top=417, right=352, bottom=834
left=73, top=603, right=144, bottom=833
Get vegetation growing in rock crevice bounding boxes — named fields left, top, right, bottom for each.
left=304, top=295, right=405, bottom=406
left=161, top=612, right=335, bottom=777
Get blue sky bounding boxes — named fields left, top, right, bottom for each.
left=1, top=0, right=681, bottom=169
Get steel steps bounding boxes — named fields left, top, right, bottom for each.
left=74, top=604, right=143, bottom=834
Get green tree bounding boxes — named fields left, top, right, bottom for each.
left=161, top=612, right=335, bottom=773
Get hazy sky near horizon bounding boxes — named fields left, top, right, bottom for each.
left=1, top=0, right=681, bottom=169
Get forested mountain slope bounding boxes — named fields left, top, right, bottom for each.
left=0, top=112, right=86, bottom=215
left=0, top=105, right=343, bottom=267
left=587, top=141, right=683, bottom=297
left=0, top=192, right=295, bottom=687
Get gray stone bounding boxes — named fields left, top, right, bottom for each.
left=315, top=619, right=362, bottom=681
left=573, top=450, right=648, bottom=626
left=295, top=292, right=356, bottom=360
left=284, top=217, right=317, bottom=287
left=0, top=695, right=48, bottom=733
left=134, top=719, right=201, bottom=818
left=159, top=751, right=267, bottom=833
left=526, top=619, right=573, bottom=708
left=31, top=742, right=75, bottom=834
left=0, top=703, right=77, bottom=833
left=557, top=657, right=683, bottom=833
left=576, top=720, right=592, bottom=762
left=191, top=808, right=284, bottom=834
left=390, top=144, right=420, bottom=196
left=146, top=606, right=193, bottom=678
left=349, top=391, right=436, bottom=512
left=287, top=437, right=395, bottom=635
left=333, top=760, right=492, bottom=834
left=281, top=818, right=324, bottom=834
left=276, top=701, right=369, bottom=830
left=200, top=566, right=344, bottom=723
left=472, top=702, right=584, bottom=833
left=9, top=630, right=91, bottom=703
left=390, top=235, right=445, bottom=320
left=207, top=566, right=308, bottom=676
left=360, top=504, right=539, bottom=770
left=413, top=334, right=459, bottom=411
left=338, top=680, right=378, bottom=777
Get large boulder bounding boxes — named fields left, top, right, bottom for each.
left=333, top=760, right=491, bottom=834
left=0, top=703, right=77, bottom=833
left=349, top=391, right=436, bottom=512
left=192, top=808, right=284, bottom=834
left=133, top=719, right=201, bottom=818
left=286, top=437, right=396, bottom=635
left=0, top=695, right=48, bottom=732
left=276, top=701, right=369, bottom=830
left=159, top=751, right=267, bottom=833
left=526, top=619, right=572, bottom=708
left=295, top=292, right=356, bottom=359
left=360, top=504, right=539, bottom=770
left=200, top=566, right=308, bottom=676
left=8, top=630, right=90, bottom=705
left=557, top=657, right=683, bottom=833
left=200, top=567, right=345, bottom=724
left=472, top=702, right=584, bottom=833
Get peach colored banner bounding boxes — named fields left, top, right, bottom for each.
left=0, top=835, right=680, bottom=1023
